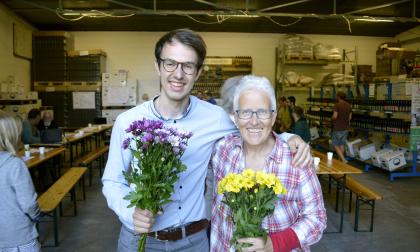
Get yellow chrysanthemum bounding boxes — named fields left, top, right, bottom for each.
left=273, top=183, right=287, bottom=195
left=242, top=169, right=255, bottom=179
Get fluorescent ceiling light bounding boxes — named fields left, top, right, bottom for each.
left=62, top=10, right=105, bottom=17
left=229, top=14, right=259, bottom=18
left=354, top=18, right=395, bottom=23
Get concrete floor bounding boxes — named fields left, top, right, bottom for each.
left=41, top=160, right=420, bottom=252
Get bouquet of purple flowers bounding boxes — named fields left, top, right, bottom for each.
left=122, top=118, right=193, bottom=252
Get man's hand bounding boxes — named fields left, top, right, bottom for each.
left=132, top=208, right=156, bottom=234
left=237, top=236, right=273, bottom=252
left=287, top=135, right=312, bottom=167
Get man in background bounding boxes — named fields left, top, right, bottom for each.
left=36, top=110, right=57, bottom=131
left=332, top=91, right=352, bottom=163
left=287, top=96, right=296, bottom=110
left=22, top=109, right=41, bottom=144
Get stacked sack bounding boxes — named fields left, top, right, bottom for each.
left=313, top=43, right=342, bottom=61
left=320, top=73, right=354, bottom=86
left=283, top=34, right=314, bottom=59
left=283, top=71, right=314, bottom=87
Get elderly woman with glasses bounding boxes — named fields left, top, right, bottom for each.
left=210, top=75, right=326, bottom=252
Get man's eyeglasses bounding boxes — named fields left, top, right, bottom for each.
left=159, top=58, right=197, bottom=75
left=235, top=109, right=274, bottom=120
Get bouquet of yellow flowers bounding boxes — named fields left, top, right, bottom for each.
left=217, top=169, right=287, bottom=251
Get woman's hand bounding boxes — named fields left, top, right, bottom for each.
left=237, top=236, right=273, bottom=252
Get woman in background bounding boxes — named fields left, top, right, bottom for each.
left=0, top=110, right=41, bottom=252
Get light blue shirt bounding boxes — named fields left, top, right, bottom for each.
left=102, top=95, right=293, bottom=232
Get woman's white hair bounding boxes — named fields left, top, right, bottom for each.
left=0, top=110, right=22, bottom=154
left=233, top=75, right=277, bottom=112
left=219, top=76, right=243, bottom=115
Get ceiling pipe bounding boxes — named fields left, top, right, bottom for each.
left=412, top=0, right=416, bottom=18
left=256, top=0, right=311, bottom=12
left=105, top=0, right=147, bottom=12
left=343, top=0, right=411, bottom=15
left=194, top=0, right=238, bottom=12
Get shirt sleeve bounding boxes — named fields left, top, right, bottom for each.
left=269, top=227, right=300, bottom=252
left=277, top=132, right=294, bottom=143
left=101, top=115, right=135, bottom=230
left=11, top=158, right=40, bottom=222
left=289, top=166, right=327, bottom=248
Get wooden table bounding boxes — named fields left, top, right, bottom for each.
left=313, top=150, right=362, bottom=233
left=31, top=125, right=111, bottom=166
left=21, top=147, right=66, bottom=169
left=20, top=147, right=66, bottom=191
left=64, top=132, right=96, bottom=166
left=79, top=124, right=112, bottom=148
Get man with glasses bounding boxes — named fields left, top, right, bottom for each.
left=102, top=29, right=312, bottom=252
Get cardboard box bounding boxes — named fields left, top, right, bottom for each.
left=358, top=143, right=376, bottom=161
left=371, top=149, right=393, bottom=167
left=380, top=151, right=406, bottom=171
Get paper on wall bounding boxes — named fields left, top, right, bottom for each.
left=72, top=92, right=96, bottom=109
left=105, top=86, right=130, bottom=105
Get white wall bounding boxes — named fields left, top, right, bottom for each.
left=0, top=3, right=35, bottom=91
left=395, top=25, right=420, bottom=50
left=73, top=31, right=390, bottom=101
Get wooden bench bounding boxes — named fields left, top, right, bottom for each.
left=73, top=145, right=109, bottom=186
left=37, top=167, right=87, bottom=246
left=329, top=174, right=382, bottom=232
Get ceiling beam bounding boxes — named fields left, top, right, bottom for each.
left=105, top=0, right=147, bottom=12
left=343, top=0, right=412, bottom=15
left=14, top=0, right=420, bottom=23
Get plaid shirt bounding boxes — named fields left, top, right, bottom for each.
left=210, top=133, right=326, bottom=252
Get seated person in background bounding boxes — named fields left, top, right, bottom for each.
left=22, top=109, right=41, bottom=144
left=291, top=106, right=311, bottom=143
left=36, top=110, right=57, bottom=131
left=287, top=96, right=296, bottom=110
left=210, top=75, right=326, bottom=251
left=204, top=90, right=217, bottom=105
left=0, top=111, right=41, bottom=251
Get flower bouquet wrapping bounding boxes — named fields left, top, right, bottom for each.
left=122, top=118, right=192, bottom=252
left=217, top=169, right=287, bottom=251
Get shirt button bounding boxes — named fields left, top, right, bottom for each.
left=179, top=206, right=181, bottom=210
left=179, top=186, right=182, bottom=189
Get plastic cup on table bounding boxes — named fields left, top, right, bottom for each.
left=313, top=157, right=321, bottom=170
left=39, top=147, right=45, bottom=155
left=24, top=150, right=31, bottom=158
left=24, top=144, right=30, bottom=151
left=327, top=152, right=333, bottom=161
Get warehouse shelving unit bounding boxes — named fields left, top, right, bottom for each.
left=307, top=79, right=418, bottom=181
left=276, top=46, right=357, bottom=106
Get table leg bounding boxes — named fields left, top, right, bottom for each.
left=70, top=144, right=73, bottom=167
left=340, top=174, right=346, bottom=233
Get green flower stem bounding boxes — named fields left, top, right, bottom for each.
left=138, top=233, right=147, bottom=252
